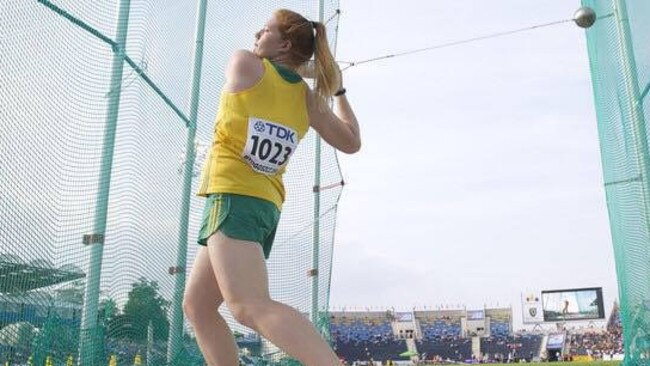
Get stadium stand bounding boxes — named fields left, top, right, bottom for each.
left=413, top=310, right=471, bottom=361
left=330, top=312, right=408, bottom=362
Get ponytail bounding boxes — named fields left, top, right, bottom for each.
left=312, top=22, right=341, bottom=106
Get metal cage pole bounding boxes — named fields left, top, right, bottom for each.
left=311, top=0, right=326, bottom=330
left=167, top=0, right=209, bottom=362
left=78, top=0, right=131, bottom=364
left=611, top=1, right=650, bottom=364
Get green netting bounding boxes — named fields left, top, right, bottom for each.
left=0, top=0, right=342, bottom=364
left=582, top=1, right=650, bottom=365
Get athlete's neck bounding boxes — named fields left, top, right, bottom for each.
left=268, top=56, right=297, bottom=72
left=269, top=59, right=302, bottom=83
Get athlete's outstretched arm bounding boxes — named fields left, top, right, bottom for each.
left=307, top=88, right=361, bottom=154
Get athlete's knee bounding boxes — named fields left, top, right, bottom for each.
left=183, top=289, right=222, bottom=325
left=228, top=299, right=270, bottom=329
left=182, top=292, right=201, bottom=325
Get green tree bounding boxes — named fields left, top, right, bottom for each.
left=100, top=298, right=118, bottom=319
left=121, top=278, right=170, bottom=342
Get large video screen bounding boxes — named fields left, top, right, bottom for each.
left=541, top=287, right=605, bottom=322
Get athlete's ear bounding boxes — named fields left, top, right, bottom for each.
left=280, top=39, right=292, bottom=52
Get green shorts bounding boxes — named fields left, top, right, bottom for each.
left=197, top=193, right=281, bottom=259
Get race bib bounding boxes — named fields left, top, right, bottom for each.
left=242, top=117, right=298, bottom=175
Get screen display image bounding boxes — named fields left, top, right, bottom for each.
left=396, top=312, right=413, bottom=322
left=467, top=310, right=485, bottom=320
left=541, top=287, right=605, bottom=322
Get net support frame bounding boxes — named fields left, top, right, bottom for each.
left=78, top=0, right=132, bottom=363
left=166, top=0, right=209, bottom=362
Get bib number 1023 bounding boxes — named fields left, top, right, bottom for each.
left=249, top=136, right=292, bottom=165
left=242, top=118, right=299, bottom=175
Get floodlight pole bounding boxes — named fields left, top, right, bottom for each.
left=78, top=0, right=131, bottom=364
left=167, top=0, right=209, bottom=362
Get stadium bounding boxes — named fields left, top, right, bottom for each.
left=2, top=0, right=650, bottom=365
left=0, top=272, right=633, bottom=365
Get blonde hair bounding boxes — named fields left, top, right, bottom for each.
left=274, top=9, right=340, bottom=103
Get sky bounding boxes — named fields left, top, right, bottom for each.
left=327, top=0, right=618, bottom=330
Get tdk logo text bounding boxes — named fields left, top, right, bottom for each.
left=256, top=121, right=296, bottom=143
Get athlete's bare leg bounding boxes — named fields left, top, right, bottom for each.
left=206, top=231, right=340, bottom=366
left=183, top=247, right=239, bottom=366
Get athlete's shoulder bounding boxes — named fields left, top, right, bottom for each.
left=225, top=50, right=265, bottom=92
left=227, top=50, right=264, bottom=76
left=230, top=49, right=261, bottom=63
